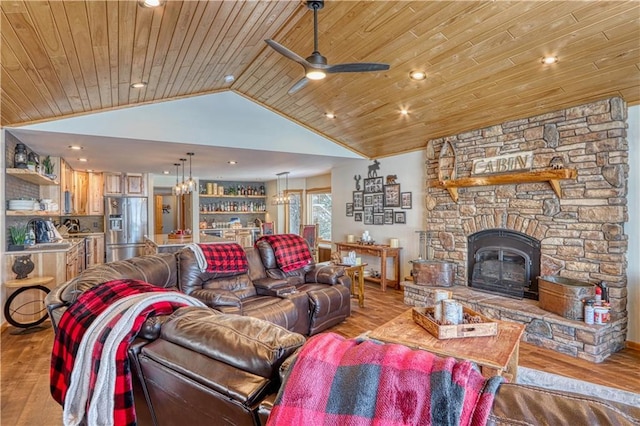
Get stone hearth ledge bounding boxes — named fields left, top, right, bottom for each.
left=404, top=282, right=626, bottom=363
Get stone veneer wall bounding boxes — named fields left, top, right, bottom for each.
left=423, top=97, right=628, bottom=360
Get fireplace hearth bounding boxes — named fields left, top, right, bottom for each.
left=468, top=229, right=540, bottom=300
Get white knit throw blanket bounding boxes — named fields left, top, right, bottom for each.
left=185, top=243, right=208, bottom=272
left=63, top=292, right=206, bottom=426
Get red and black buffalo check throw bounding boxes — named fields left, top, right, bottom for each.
left=256, top=234, right=313, bottom=272
left=50, top=279, right=185, bottom=426
left=198, top=242, right=248, bottom=273
left=267, top=333, right=503, bottom=426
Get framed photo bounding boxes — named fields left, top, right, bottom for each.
left=384, top=209, right=394, bottom=225
left=364, top=206, right=374, bottom=225
left=354, top=212, right=363, bottom=222
left=364, top=176, right=383, bottom=194
left=384, top=184, right=401, bottom=207
left=373, top=214, right=384, bottom=225
left=401, top=192, right=412, bottom=209
left=394, top=211, right=406, bottom=224
left=364, top=194, right=373, bottom=206
left=352, top=191, right=364, bottom=211
left=346, top=203, right=353, bottom=217
left=372, top=193, right=384, bottom=213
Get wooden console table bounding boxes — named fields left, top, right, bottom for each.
left=334, top=242, right=401, bottom=291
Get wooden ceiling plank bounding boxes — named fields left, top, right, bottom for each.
left=1, top=6, right=70, bottom=117
left=0, top=66, right=46, bottom=122
left=154, top=1, right=201, bottom=99
left=116, top=0, right=137, bottom=104
left=106, top=0, right=120, bottom=107
left=0, top=91, right=31, bottom=124
left=47, top=0, right=92, bottom=112
left=23, top=1, right=85, bottom=115
left=143, top=0, right=183, bottom=101
left=86, top=1, right=114, bottom=108
left=136, top=6, right=164, bottom=104
left=61, top=1, right=102, bottom=110
left=128, top=5, right=155, bottom=103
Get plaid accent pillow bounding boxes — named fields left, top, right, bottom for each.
left=256, top=234, right=313, bottom=272
left=198, top=243, right=248, bottom=274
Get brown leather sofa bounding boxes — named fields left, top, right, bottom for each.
left=46, top=253, right=640, bottom=426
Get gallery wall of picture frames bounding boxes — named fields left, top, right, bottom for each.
left=346, top=161, right=412, bottom=225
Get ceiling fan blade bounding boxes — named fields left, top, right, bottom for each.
left=265, top=39, right=311, bottom=68
left=327, top=62, right=390, bottom=74
left=288, top=77, right=309, bottom=95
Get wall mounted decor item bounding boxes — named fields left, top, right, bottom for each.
left=352, top=191, right=364, bottom=210
left=368, top=159, right=381, bottom=177
left=438, top=140, right=457, bottom=182
left=364, top=177, right=383, bottom=193
left=364, top=206, right=374, bottom=225
left=386, top=174, right=397, bottom=184
left=354, top=174, right=362, bottom=190
left=354, top=212, right=363, bottom=222
left=384, top=184, right=401, bottom=207
left=346, top=203, right=354, bottom=216
left=384, top=209, right=394, bottom=225
left=364, top=195, right=373, bottom=206
left=394, top=211, right=406, bottom=224
left=401, top=192, right=412, bottom=209
left=373, top=214, right=384, bottom=225
left=373, top=193, right=384, bottom=213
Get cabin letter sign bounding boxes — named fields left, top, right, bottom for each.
left=472, top=151, right=533, bottom=175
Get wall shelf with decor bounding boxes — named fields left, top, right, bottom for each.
left=435, top=169, right=577, bottom=202
left=7, top=168, right=58, bottom=186
left=198, top=180, right=267, bottom=225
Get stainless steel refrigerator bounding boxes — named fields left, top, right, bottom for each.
left=105, top=196, right=148, bottom=262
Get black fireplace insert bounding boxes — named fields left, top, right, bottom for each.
left=467, top=229, right=540, bottom=299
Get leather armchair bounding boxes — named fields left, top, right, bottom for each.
left=255, top=238, right=351, bottom=335
left=177, top=248, right=307, bottom=334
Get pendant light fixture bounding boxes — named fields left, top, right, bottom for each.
left=173, top=163, right=182, bottom=196
left=179, top=158, right=188, bottom=193
left=185, top=152, right=196, bottom=194
left=272, top=171, right=291, bottom=205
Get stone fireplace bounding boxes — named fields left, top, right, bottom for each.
left=410, top=97, right=629, bottom=362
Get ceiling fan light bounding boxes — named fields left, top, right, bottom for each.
left=306, top=70, right=326, bottom=80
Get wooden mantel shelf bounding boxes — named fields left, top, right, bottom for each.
left=436, top=169, right=577, bottom=202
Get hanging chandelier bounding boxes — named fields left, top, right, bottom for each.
left=179, top=158, right=188, bottom=194
left=173, top=163, right=182, bottom=196
left=272, top=171, right=291, bottom=205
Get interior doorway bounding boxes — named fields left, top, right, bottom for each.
left=153, top=188, right=178, bottom=234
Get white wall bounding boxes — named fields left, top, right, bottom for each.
left=627, top=105, right=639, bottom=344
left=332, top=151, right=425, bottom=280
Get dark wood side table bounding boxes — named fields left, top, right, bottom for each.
left=334, top=242, right=402, bottom=291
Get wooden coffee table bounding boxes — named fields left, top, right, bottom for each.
left=369, top=309, right=525, bottom=381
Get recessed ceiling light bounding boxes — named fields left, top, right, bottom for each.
left=409, top=70, right=427, bottom=81
left=224, top=75, right=235, bottom=83
left=163, top=170, right=170, bottom=175
left=130, top=81, right=148, bottom=89
left=400, top=109, right=409, bottom=116
left=78, top=158, right=88, bottom=162
left=228, top=161, right=237, bottom=165
left=541, top=56, right=558, bottom=65
left=68, top=145, right=83, bottom=150
left=324, top=112, right=335, bottom=119
left=138, top=0, right=164, bottom=8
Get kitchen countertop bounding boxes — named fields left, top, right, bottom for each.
left=6, top=238, right=85, bottom=254
left=147, top=233, right=227, bottom=247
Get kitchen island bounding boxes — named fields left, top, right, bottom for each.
left=144, top=233, right=227, bottom=254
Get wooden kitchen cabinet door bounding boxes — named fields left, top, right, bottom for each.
left=88, top=172, right=104, bottom=215
left=124, top=173, right=145, bottom=195
left=73, top=171, right=89, bottom=215
left=104, top=173, right=122, bottom=195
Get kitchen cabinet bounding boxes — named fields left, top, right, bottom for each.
left=73, top=171, right=89, bottom=214
left=85, top=234, right=105, bottom=266
left=88, top=172, right=104, bottom=215
left=59, top=158, right=74, bottom=214
left=104, top=172, right=147, bottom=196
left=65, top=240, right=85, bottom=280
left=71, top=171, right=103, bottom=215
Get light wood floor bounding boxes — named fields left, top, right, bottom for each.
left=2, top=283, right=639, bottom=426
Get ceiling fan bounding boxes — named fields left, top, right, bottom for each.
left=265, top=0, right=390, bottom=95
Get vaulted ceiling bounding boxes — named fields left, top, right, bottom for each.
left=2, top=0, right=639, bottom=160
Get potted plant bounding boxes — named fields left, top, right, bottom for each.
left=42, top=155, right=56, bottom=179
left=8, top=223, right=28, bottom=251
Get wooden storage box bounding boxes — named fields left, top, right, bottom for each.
left=411, top=260, right=455, bottom=287
left=412, top=306, right=497, bottom=339
left=538, top=276, right=594, bottom=320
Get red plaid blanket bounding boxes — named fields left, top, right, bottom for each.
left=256, top=234, right=313, bottom=272
left=50, top=279, right=191, bottom=426
left=267, top=333, right=503, bottom=426
left=198, top=242, right=248, bottom=273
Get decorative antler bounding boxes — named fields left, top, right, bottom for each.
left=354, top=174, right=362, bottom=190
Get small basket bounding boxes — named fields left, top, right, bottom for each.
left=412, top=306, right=497, bottom=339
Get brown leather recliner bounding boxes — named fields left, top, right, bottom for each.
left=177, top=247, right=309, bottom=334
left=135, top=307, right=305, bottom=426
left=255, top=238, right=351, bottom=335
